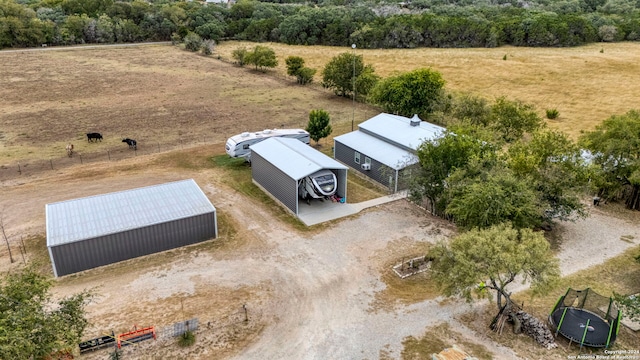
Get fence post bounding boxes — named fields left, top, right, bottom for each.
left=243, top=304, right=248, bottom=322
left=50, top=159, right=53, bottom=170
left=79, top=154, right=83, bottom=164
left=108, top=150, right=111, bottom=161
left=17, top=162, right=21, bottom=175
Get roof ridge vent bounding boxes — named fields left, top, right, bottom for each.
left=409, top=114, right=421, bottom=127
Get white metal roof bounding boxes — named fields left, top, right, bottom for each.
left=358, top=113, right=445, bottom=150
left=46, top=179, right=215, bottom=247
left=334, top=131, right=418, bottom=170
left=226, top=128, right=308, bottom=145
left=251, top=137, right=347, bottom=180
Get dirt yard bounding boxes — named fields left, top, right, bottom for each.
left=2, top=143, right=639, bottom=360
left=1, top=44, right=640, bottom=359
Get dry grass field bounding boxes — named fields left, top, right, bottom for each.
left=3, top=42, right=639, bottom=165
left=0, top=44, right=377, bottom=165
left=1, top=43, right=640, bottom=359
left=216, top=41, right=640, bottom=139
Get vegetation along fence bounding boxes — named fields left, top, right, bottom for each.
left=0, top=137, right=218, bottom=182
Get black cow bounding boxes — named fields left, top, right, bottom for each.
left=87, top=133, right=103, bottom=142
left=122, top=138, right=137, bottom=150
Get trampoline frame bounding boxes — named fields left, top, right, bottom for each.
left=548, top=288, right=622, bottom=349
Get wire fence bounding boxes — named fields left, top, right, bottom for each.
left=0, top=137, right=219, bottom=182
left=91, top=307, right=252, bottom=357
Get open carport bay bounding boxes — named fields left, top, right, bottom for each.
left=296, top=192, right=407, bottom=226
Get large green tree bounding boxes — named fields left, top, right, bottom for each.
left=410, top=132, right=491, bottom=216
left=306, top=109, right=332, bottom=145
left=0, top=265, right=93, bottom=359
left=489, top=97, right=544, bottom=143
left=446, top=163, right=542, bottom=230
left=369, top=68, right=446, bottom=118
left=245, top=45, right=277, bottom=72
left=321, top=52, right=378, bottom=97
left=429, top=223, right=560, bottom=311
left=579, top=110, right=640, bottom=210
left=507, top=129, right=589, bottom=222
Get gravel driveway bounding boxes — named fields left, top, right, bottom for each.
left=2, top=162, right=638, bottom=360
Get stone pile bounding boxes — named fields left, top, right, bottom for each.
left=512, top=310, right=558, bottom=349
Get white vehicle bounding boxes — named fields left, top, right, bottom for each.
left=299, top=169, right=337, bottom=204
left=225, top=128, right=310, bottom=161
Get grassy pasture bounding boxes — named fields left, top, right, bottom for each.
left=2, top=42, right=640, bottom=166
left=215, top=41, right=640, bottom=139
left=0, top=44, right=378, bottom=164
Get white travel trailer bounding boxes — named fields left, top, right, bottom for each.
left=225, top=128, right=310, bottom=161
left=299, top=169, right=338, bottom=204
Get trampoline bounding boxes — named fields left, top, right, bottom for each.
left=548, top=288, right=621, bottom=348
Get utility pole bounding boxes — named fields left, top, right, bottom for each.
left=351, top=43, right=356, bottom=132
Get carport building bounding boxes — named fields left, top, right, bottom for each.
left=250, top=137, right=348, bottom=216
left=46, top=179, right=217, bottom=277
left=333, top=113, right=445, bottom=192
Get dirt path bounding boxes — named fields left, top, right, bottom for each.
left=1, top=150, right=638, bottom=359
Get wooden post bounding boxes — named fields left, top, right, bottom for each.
left=19, top=237, right=25, bottom=264
left=243, top=304, right=248, bottom=322
left=17, top=162, right=21, bottom=175
left=108, top=150, right=111, bottom=161
left=50, top=159, right=53, bottom=170
left=79, top=154, right=83, bottom=164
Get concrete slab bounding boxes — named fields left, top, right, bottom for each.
left=297, top=191, right=407, bottom=226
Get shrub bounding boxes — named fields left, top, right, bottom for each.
left=546, top=108, right=559, bottom=119
left=170, top=32, right=181, bottom=45
left=297, top=67, right=316, bottom=85
left=178, top=331, right=196, bottom=347
left=201, top=40, right=215, bottom=55
left=232, top=47, right=248, bottom=67
left=184, top=32, right=202, bottom=52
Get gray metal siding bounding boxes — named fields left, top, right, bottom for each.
left=334, top=141, right=398, bottom=190
left=51, top=212, right=217, bottom=276
left=251, top=152, right=298, bottom=214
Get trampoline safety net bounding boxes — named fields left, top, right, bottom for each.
left=548, top=288, right=621, bottom=348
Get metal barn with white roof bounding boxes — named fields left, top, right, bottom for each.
left=46, top=179, right=217, bottom=277
left=250, top=137, right=348, bottom=216
left=334, top=113, right=445, bottom=192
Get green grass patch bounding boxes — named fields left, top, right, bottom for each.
left=546, top=108, right=560, bottom=119
left=346, top=171, right=388, bottom=203
left=401, top=323, right=493, bottom=360
left=210, top=155, right=309, bottom=231
left=177, top=330, right=196, bottom=347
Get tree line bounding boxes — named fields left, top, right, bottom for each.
left=2, top=0, right=640, bottom=49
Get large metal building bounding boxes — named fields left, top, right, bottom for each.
left=46, top=179, right=217, bottom=277
left=334, top=113, right=445, bottom=192
left=250, top=137, right=348, bottom=216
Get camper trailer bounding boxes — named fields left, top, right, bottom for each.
left=225, top=129, right=310, bottom=161
left=299, top=169, right=337, bottom=204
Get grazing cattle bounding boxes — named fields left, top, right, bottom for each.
left=122, top=138, right=137, bottom=150
left=87, top=133, right=103, bottom=142
left=66, top=143, right=74, bottom=157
